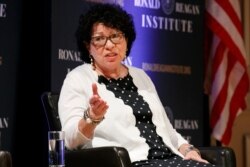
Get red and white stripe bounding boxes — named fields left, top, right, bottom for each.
left=206, top=0, right=249, bottom=145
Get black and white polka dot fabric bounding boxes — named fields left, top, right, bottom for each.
left=98, top=74, right=219, bottom=167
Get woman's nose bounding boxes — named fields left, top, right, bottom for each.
left=105, top=38, right=115, bottom=48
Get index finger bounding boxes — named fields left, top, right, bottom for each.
left=92, top=83, right=99, bottom=96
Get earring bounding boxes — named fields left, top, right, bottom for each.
left=123, top=48, right=128, bottom=61
left=90, top=55, right=96, bottom=70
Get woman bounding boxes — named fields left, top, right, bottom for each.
left=58, top=3, right=217, bottom=167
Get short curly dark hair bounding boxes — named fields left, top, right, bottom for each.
left=75, top=3, right=136, bottom=63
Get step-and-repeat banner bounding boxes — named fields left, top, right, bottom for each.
left=52, top=0, right=205, bottom=146
left=0, top=0, right=21, bottom=151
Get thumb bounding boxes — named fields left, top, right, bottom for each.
left=92, top=83, right=99, bottom=96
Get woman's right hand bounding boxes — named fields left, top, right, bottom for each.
left=89, top=83, right=109, bottom=120
left=78, top=83, right=109, bottom=138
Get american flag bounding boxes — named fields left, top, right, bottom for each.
left=205, top=0, right=249, bottom=145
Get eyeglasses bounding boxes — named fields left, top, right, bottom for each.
left=91, top=33, right=124, bottom=47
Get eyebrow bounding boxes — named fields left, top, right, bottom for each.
left=92, top=32, right=120, bottom=37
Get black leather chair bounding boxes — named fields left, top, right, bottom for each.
left=0, top=150, right=12, bottom=167
left=41, top=91, right=236, bottom=167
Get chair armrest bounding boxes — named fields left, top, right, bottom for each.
left=0, top=151, right=12, bottom=167
left=198, top=146, right=236, bottom=167
left=65, top=146, right=132, bottom=167
left=65, top=146, right=236, bottom=167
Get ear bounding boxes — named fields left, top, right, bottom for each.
left=84, top=41, right=90, bottom=50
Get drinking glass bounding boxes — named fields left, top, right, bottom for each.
left=48, top=131, right=65, bottom=167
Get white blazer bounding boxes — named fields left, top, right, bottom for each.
left=58, top=64, right=188, bottom=162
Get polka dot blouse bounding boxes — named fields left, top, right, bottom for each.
left=98, top=73, right=219, bottom=167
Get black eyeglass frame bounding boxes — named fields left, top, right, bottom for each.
left=90, top=33, right=125, bottom=47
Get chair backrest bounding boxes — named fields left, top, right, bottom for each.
left=41, top=92, right=61, bottom=131
left=41, top=92, right=175, bottom=131
left=164, top=105, right=174, bottom=125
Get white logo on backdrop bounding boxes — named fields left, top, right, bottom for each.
left=175, top=2, right=200, bottom=15
left=85, top=0, right=124, bottom=6
left=0, top=117, right=9, bottom=152
left=134, top=0, right=200, bottom=15
left=58, top=49, right=82, bottom=62
left=134, top=0, right=200, bottom=33
left=0, top=3, right=7, bottom=18
left=161, top=0, right=175, bottom=15
left=174, top=119, right=199, bottom=130
left=123, top=57, right=133, bottom=66
left=134, top=0, right=160, bottom=9
left=0, top=117, right=9, bottom=129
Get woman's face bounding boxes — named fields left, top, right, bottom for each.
left=88, top=23, right=127, bottom=72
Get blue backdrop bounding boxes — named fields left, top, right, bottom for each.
left=0, top=0, right=21, bottom=152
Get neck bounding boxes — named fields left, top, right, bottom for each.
left=95, top=65, right=125, bottom=79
